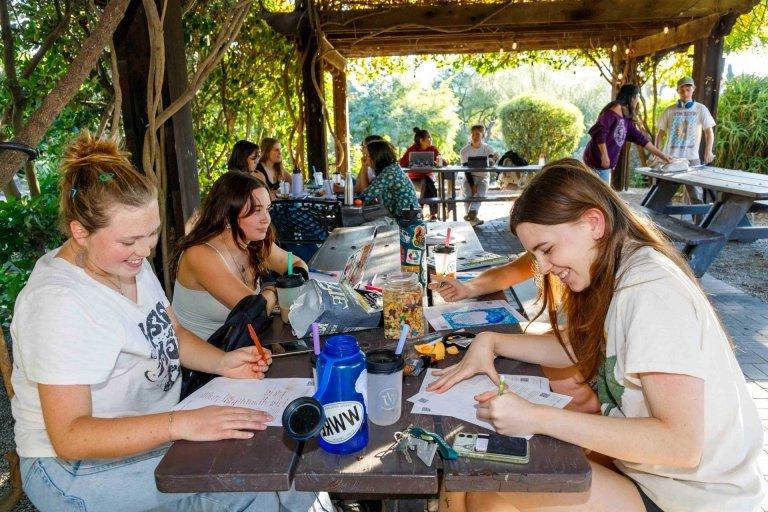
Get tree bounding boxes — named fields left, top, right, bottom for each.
left=0, top=0, right=130, bottom=194
left=499, top=94, right=584, bottom=162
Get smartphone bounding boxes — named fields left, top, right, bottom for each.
left=452, top=433, right=530, bottom=464
left=266, top=339, right=312, bottom=357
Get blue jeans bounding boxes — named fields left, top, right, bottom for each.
left=595, top=169, right=611, bottom=183
left=20, top=447, right=331, bottom=512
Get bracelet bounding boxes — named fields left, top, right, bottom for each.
left=167, top=411, right=175, bottom=442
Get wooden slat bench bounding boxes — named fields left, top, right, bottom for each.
left=630, top=204, right=724, bottom=246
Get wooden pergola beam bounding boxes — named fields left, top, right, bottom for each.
left=319, top=34, right=347, bottom=74
left=315, top=0, right=755, bottom=34
left=629, top=14, right=721, bottom=58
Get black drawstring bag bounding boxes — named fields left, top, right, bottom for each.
left=180, top=293, right=272, bottom=400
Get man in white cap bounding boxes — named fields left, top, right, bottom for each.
left=655, top=76, right=716, bottom=205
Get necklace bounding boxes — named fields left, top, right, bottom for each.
left=70, top=240, right=129, bottom=297
left=222, top=238, right=250, bottom=286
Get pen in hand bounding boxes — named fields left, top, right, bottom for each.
left=498, top=375, right=506, bottom=396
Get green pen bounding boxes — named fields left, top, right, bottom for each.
left=498, top=375, right=506, bottom=396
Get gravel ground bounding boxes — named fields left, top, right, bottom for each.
left=1, top=185, right=766, bottom=512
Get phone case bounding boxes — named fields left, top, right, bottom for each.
left=452, top=433, right=530, bottom=464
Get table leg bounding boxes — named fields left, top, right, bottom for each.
left=438, top=172, right=446, bottom=220
left=642, top=180, right=678, bottom=212
left=686, top=195, right=753, bottom=276
left=451, top=174, right=457, bottom=221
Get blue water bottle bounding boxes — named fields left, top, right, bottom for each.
left=281, top=335, right=368, bottom=454
left=315, top=335, right=368, bottom=453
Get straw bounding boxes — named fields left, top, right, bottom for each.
left=311, top=322, right=321, bottom=355
left=444, top=228, right=452, bottom=247
left=395, top=323, right=410, bottom=356
left=287, top=252, right=293, bottom=275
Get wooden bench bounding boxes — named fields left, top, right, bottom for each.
left=630, top=204, right=724, bottom=246
left=419, top=195, right=518, bottom=205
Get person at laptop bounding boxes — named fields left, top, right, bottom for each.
left=361, top=140, right=420, bottom=223
left=399, top=127, right=442, bottom=220
left=459, top=124, right=499, bottom=227
left=172, top=171, right=307, bottom=341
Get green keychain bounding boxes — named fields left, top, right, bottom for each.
left=406, top=426, right=458, bottom=460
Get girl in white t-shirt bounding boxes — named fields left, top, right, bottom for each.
left=10, top=132, right=329, bottom=511
left=430, top=159, right=764, bottom=512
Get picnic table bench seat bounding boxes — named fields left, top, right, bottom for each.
left=630, top=204, right=724, bottom=246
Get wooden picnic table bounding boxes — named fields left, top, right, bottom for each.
left=155, top=223, right=590, bottom=495
left=637, top=166, right=768, bottom=276
left=405, top=165, right=542, bottom=221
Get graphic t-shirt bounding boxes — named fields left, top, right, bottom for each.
left=11, top=249, right=181, bottom=458
left=599, top=246, right=764, bottom=511
left=460, top=142, right=497, bottom=181
left=658, top=102, right=716, bottom=162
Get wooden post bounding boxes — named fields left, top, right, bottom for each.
left=113, top=0, right=199, bottom=291
left=610, top=51, right=637, bottom=191
left=332, top=69, right=349, bottom=177
left=298, top=0, right=327, bottom=177
left=692, top=13, right=736, bottom=161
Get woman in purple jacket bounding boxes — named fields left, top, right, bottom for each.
left=583, top=84, right=670, bottom=183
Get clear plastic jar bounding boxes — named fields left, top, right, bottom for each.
left=382, top=272, right=425, bottom=339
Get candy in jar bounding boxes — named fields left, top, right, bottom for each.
left=382, top=272, right=424, bottom=339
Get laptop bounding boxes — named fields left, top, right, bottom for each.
left=466, top=155, right=490, bottom=168
left=409, top=151, right=435, bottom=167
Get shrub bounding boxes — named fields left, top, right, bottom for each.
left=716, top=74, right=768, bottom=174
left=498, top=94, right=584, bottom=162
left=0, top=171, right=65, bottom=328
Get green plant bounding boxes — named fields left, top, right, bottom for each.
left=498, top=94, right=584, bottom=162
left=715, top=75, right=768, bottom=175
left=0, top=171, right=64, bottom=327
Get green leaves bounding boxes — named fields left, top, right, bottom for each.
left=0, top=170, right=64, bottom=327
left=715, top=74, right=768, bottom=174
left=498, top=94, right=584, bottom=162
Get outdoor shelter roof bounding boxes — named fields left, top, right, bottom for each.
left=266, top=0, right=758, bottom=58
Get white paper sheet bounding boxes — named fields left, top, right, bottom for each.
left=407, top=369, right=570, bottom=438
left=423, top=300, right=526, bottom=331
left=174, top=377, right=316, bottom=427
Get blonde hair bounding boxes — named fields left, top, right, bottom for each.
left=58, top=131, right=157, bottom=235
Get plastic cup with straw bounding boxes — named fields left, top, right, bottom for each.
left=276, top=251, right=302, bottom=323
left=435, top=228, right=457, bottom=286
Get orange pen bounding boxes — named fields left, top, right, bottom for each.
left=246, top=324, right=267, bottom=359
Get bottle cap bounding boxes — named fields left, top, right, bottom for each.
left=275, top=274, right=305, bottom=288
left=433, top=244, right=455, bottom=254
left=366, top=349, right=404, bottom=374
left=282, top=396, right=325, bottom=441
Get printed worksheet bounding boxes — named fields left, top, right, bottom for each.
left=175, top=377, right=316, bottom=427
left=407, top=369, right=570, bottom=438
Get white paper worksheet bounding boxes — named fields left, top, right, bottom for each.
left=407, top=369, right=571, bottom=438
left=174, top=377, right=316, bottom=427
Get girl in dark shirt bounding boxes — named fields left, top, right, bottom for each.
left=583, top=85, right=670, bottom=183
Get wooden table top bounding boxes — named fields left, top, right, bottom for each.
left=155, top=221, right=590, bottom=495
left=636, top=166, right=768, bottom=199
left=404, top=165, right=542, bottom=175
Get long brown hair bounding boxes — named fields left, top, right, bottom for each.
left=59, top=131, right=156, bottom=235
left=172, top=171, right=275, bottom=287
left=258, top=137, right=284, bottom=176
left=509, top=158, right=696, bottom=381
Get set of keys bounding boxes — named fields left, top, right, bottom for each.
left=392, top=426, right=459, bottom=467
